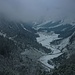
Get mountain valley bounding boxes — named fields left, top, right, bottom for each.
left=0, top=16, right=75, bottom=75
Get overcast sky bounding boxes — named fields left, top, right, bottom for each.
left=0, top=0, right=75, bottom=22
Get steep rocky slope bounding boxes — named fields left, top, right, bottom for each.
left=52, top=32, right=75, bottom=75
left=0, top=16, right=51, bottom=75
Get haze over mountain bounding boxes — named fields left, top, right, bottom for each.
left=0, top=0, right=75, bottom=22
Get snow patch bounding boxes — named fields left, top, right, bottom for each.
left=36, top=32, right=61, bottom=53
left=36, top=31, right=63, bottom=71
left=39, top=53, right=62, bottom=70
left=21, top=24, right=31, bottom=32
left=0, top=32, right=6, bottom=37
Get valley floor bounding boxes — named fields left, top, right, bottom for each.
left=36, top=32, right=68, bottom=71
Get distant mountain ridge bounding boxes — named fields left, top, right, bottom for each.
left=34, top=20, right=75, bottom=38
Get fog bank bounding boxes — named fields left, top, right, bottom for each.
left=0, top=0, right=75, bottom=22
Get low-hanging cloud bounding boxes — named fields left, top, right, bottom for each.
left=0, top=0, right=75, bottom=22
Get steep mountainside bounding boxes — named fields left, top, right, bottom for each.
left=0, top=16, right=51, bottom=75
left=0, top=16, right=51, bottom=53
left=52, top=32, right=75, bottom=75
